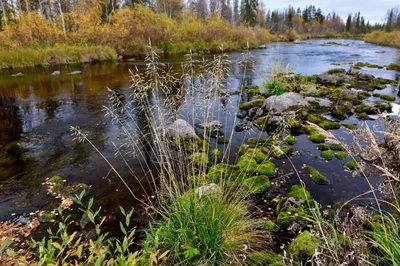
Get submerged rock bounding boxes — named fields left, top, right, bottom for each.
left=12, top=72, right=24, bottom=77
left=198, top=120, right=222, bottom=131
left=69, top=71, right=83, bottom=75
left=51, top=71, right=61, bottom=76
left=262, top=92, right=309, bottom=115
left=358, top=72, right=374, bottom=81
left=168, top=119, right=199, bottom=139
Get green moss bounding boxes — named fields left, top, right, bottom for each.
left=210, top=149, right=221, bottom=158
left=288, top=119, right=303, bottom=132
left=42, top=212, right=56, bottom=222
left=287, top=184, right=311, bottom=201
left=356, top=112, right=369, bottom=120
left=332, top=101, right=353, bottom=119
left=316, top=143, right=329, bottom=150
left=355, top=103, right=373, bottom=114
left=247, top=250, right=284, bottom=266
left=236, top=154, right=258, bottom=173
left=253, top=116, right=269, bottom=130
left=247, top=87, right=261, bottom=95
left=330, top=143, right=345, bottom=151
left=379, top=94, right=396, bottom=101
left=341, top=123, right=357, bottom=130
left=318, top=120, right=341, bottom=130
left=287, top=231, right=319, bottom=260
left=277, top=205, right=308, bottom=228
left=302, top=125, right=315, bottom=135
left=306, top=166, right=329, bottom=185
left=173, top=137, right=210, bottom=151
left=217, top=136, right=229, bottom=144
left=257, top=219, right=276, bottom=231
left=345, top=160, right=359, bottom=170
left=246, top=137, right=278, bottom=147
left=321, top=150, right=334, bottom=160
left=324, top=68, right=346, bottom=74
left=284, top=135, right=297, bottom=145
left=241, top=149, right=269, bottom=163
left=306, top=114, right=324, bottom=124
left=386, top=63, right=400, bottom=71
left=207, top=164, right=240, bottom=181
left=238, top=100, right=263, bottom=110
left=308, top=133, right=326, bottom=143
left=189, top=152, right=209, bottom=166
left=49, top=175, right=64, bottom=184
left=272, top=146, right=294, bottom=159
left=255, top=161, right=276, bottom=177
left=188, top=174, right=209, bottom=184
left=243, top=175, right=271, bottom=194
left=335, top=152, right=347, bottom=160
left=354, top=62, right=382, bottom=68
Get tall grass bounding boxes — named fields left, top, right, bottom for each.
left=364, top=30, right=400, bottom=48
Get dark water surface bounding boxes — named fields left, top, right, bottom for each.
left=1, top=39, right=399, bottom=220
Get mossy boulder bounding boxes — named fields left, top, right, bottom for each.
left=243, top=175, right=271, bottom=194
left=247, top=250, right=284, bottom=266
left=237, top=154, right=258, bottom=173
left=209, top=149, right=221, bottom=158
left=324, top=68, right=346, bottom=74
left=277, top=204, right=309, bottom=228
left=306, top=114, right=324, bottom=124
left=316, top=143, right=329, bottom=150
left=217, top=136, right=229, bottom=144
left=330, top=143, right=345, bottom=151
left=242, top=149, right=268, bottom=163
left=386, top=63, right=400, bottom=71
left=238, top=100, right=263, bottom=110
left=255, top=161, right=276, bottom=177
left=288, top=119, right=303, bottom=133
left=173, top=136, right=209, bottom=151
left=308, top=132, right=325, bottom=143
left=287, top=231, right=319, bottom=260
left=341, top=123, right=357, bottom=130
left=246, top=137, right=278, bottom=147
left=379, top=94, right=395, bottom=101
left=356, top=112, right=369, bottom=120
left=355, top=103, right=374, bottom=114
left=321, top=150, right=334, bottom=160
left=318, top=120, right=341, bottom=130
left=207, top=164, right=240, bottom=181
left=247, top=87, right=261, bottom=96
left=345, top=160, right=359, bottom=170
left=272, top=146, right=294, bottom=159
left=189, top=152, right=209, bottom=166
left=253, top=116, right=269, bottom=130
left=335, top=152, right=347, bottom=160
left=332, top=101, right=353, bottom=119
left=284, top=135, right=297, bottom=145
left=287, top=184, right=311, bottom=201
left=306, top=166, right=329, bottom=184
left=302, top=125, right=315, bottom=135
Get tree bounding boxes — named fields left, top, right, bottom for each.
left=240, top=0, right=257, bottom=27
left=346, top=14, right=351, bottom=32
left=233, top=0, right=239, bottom=25
left=386, top=8, right=394, bottom=32
left=221, top=0, right=232, bottom=21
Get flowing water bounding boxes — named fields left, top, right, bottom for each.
left=0, top=39, right=399, bottom=220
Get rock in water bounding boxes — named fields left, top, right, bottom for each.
left=262, top=92, right=309, bottom=115
left=168, top=119, right=199, bottom=139
left=51, top=71, right=61, bottom=76
left=12, top=72, right=24, bottom=77
left=358, top=72, right=374, bottom=81
left=305, top=97, right=332, bottom=108
left=198, top=120, right=222, bottom=130
left=316, top=73, right=353, bottom=86
left=69, top=71, right=83, bottom=75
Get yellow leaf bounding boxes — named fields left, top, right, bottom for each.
left=52, top=242, right=63, bottom=250
left=159, top=250, right=169, bottom=260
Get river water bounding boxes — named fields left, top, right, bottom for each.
left=0, top=39, right=399, bottom=220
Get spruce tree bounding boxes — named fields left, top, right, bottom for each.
left=386, top=9, right=394, bottom=32
left=240, top=0, right=258, bottom=27
left=346, top=14, right=352, bottom=32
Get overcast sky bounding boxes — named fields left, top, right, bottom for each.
left=264, top=0, right=399, bottom=24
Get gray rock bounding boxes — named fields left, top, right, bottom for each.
left=305, top=97, right=332, bottom=108
left=168, top=119, right=199, bottom=139
left=12, top=72, right=24, bottom=77
left=264, top=116, right=285, bottom=132
left=234, top=121, right=252, bottom=132
left=316, top=74, right=353, bottom=86
left=198, top=120, right=222, bottom=131
left=196, top=183, right=221, bottom=198
left=323, top=68, right=346, bottom=74
left=51, top=71, right=61, bottom=76
left=304, top=86, right=318, bottom=96
left=262, top=92, right=309, bottom=115
left=69, top=71, right=83, bottom=75
left=248, top=107, right=263, bottom=119
left=236, top=109, right=248, bottom=119
left=15, top=216, right=30, bottom=225
left=358, top=72, right=374, bottom=81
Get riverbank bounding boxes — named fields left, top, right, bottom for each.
left=364, top=31, right=400, bottom=48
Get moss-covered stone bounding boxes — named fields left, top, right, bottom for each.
left=356, top=112, right=369, bottom=120
left=355, top=103, right=373, bottom=114
left=207, top=164, right=240, bottom=181
left=324, top=68, right=346, bottom=74
left=386, top=63, right=400, bottom=71
left=345, top=160, right=359, bottom=170
left=257, top=219, right=276, bottom=231
left=354, top=62, right=382, bottom=68
left=49, top=175, right=64, bottom=184
left=173, top=137, right=210, bottom=151
left=253, top=116, right=269, bottom=130
left=243, top=175, right=271, bottom=194
left=316, top=143, right=329, bottom=150
left=379, top=94, right=396, bottom=101
left=217, top=136, right=229, bottom=144
left=287, top=231, right=319, bottom=260
left=238, top=100, right=263, bottom=110
left=288, top=119, right=303, bottom=133
left=247, top=87, right=261, bottom=95
left=210, top=149, right=221, bottom=158
left=341, top=123, right=357, bottom=130
left=332, top=101, right=353, bottom=119
left=247, top=250, right=284, bottom=266
left=287, top=184, right=311, bottom=201
left=189, top=152, right=209, bottom=166
left=319, top=120, right=341, bottom=130
left=306, top=114, right=324, bottom=124
left=277, top=205, right=309, bottom=228
left=255, top=161, right=276, bottom=177
left=237, top=154, right=258, bottom=173
left=309, top=132, right=326, bottom=143
left=284, top=135, right=297, bottom=145
left=241, top=149, right=269, bottom=163
left=330, top=143, right=345, bottom=151
left=321, top=150, right=334, bottom=160
left=272, top=146, right=294, bottom=159
left=335, top=152, right=347, bottom=160
left=303, top=125, right=315, bottom=135
left=306, top=166, right=329, bottom=185
left=246, top=137, right=278, bottom=147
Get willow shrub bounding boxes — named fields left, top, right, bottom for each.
left=364, top=30, right=400, bottom=48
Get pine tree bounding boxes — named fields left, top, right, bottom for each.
left=355, top=12, right=360, bottom=33
left=233, top=0, right=239, bottom=25
left=386, top=9, right=394, bottom=32
left=346, top=14, right=351, bottom=32
left=240, top=0, right=258, bottom=27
